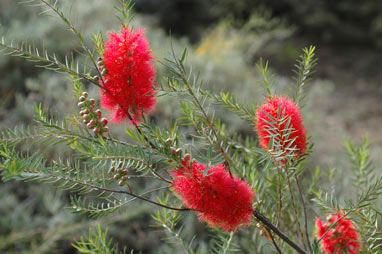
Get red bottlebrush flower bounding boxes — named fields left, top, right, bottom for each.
left=100, top=26, right=156, bottom=123
left=316, top=211, right=361, bottom=254
left=171, top=160, right=255, bottom=232
left=255, top=96, right=307, bottom=159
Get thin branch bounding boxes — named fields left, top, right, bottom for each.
left=170, top=46, right=233, bottom=177
left=285, top=165, right=307, bottom=250
left=253, top=209, right=307, bottom=254
left=294, top=174, right=312, bottom=252
left=264, top=226, right=283, bottom=254
left=49, top=173, right=189, bottom=211
left=39, top=0, right=106, bottom=86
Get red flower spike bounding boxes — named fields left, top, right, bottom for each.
left=316, top=211, right=361, bottom=254
left=171, top=160, right=255, bottom=232
left=100, top=26, right=156, bottom=123
left=255, top=96, right=307, bottom=159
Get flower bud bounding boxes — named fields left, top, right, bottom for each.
left=89, top=99, right=96, bottom=105
left=101, top=118, right=108, bottom=126
left=117, top=169, right=123, bottom=174
left=110, top=167, right=115, bottom=172
left=77, top=102, right=85, bottom=108
left=90, top=119, right=97, bottom=126
left=83, top=114, right=89, bottom=121
left=101, top=69, right=108, bottom=76
left=122, top=176, right=128, bottom=181
left=79, top=96, right=86, bottom=102
left=87, top=123, right=94, bottom=129
left=103, top=127, right=109, bottom=133
left=183, top=153, right=191, bottom=162
left=114, top=174, right=120, bottom=180
left=93, top=128, right=100, bottom=134
left=82, top=92, right=88, bottom=98
left=95, top=109, right=102, bottom=119
left=118, top=180, right=125, bottom=186
left=118, top=162, right=123, bottom=168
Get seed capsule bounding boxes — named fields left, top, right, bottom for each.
left=95, top=109, right=102, bottom=119
left=87, top=123, right=94, bottom=129
left=101, top=118, right=108, bottom=126
left=183, top=153, right=191, bottom=162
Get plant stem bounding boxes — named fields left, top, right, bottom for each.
left=170, top=46, right=233, bottom=177
left=264, top=226, right=282, bottom=254
left=253, top=210, right=307, bottom=254
left=294, top=173, right=312, bottom=252
left=285, top=165, right=307, bottom=250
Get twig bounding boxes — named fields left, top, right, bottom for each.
left=253, top=210, right=307, bottom=254
left=294, top=173, right=312, bottom=252
left=264, top=226, right=283, bottom=254
left=170, top=45, right=233, bottom=177
left=285, top=165, right=307, bottom=250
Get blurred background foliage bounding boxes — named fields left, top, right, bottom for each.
left=0, top=0, right=381, bottom=253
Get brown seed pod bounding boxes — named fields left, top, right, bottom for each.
left=93, top=128, right=100, bottom=134
left=101, top=118, right=108, bottom=126
left=86, top=123, right=94, bottom=129
left=95, top=109, right=102, bottom=119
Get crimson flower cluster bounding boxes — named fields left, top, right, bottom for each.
left=316, top=211, right=361, bottom=254
left=171, top=160, right=255, bottom=232
left=100, top=26, right=156, bottom=123
left=255, top=96, right=307, bottom=159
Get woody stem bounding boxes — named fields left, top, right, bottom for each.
left=253, top=209, right=308, bottom=254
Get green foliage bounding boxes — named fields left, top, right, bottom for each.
left=0, top=1, right=381, bottom=253
left=73, top=225, right=127, bottom=254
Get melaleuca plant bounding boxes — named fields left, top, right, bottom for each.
left=0, top=1, right=381, bottom=253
